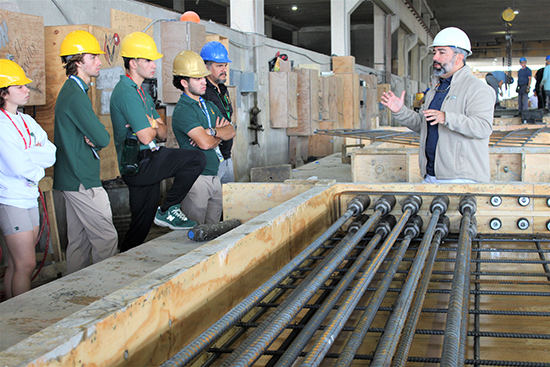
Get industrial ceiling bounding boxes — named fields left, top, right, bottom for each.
left=140, top=0, right=550, bottom=61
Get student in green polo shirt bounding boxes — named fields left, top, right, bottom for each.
left=53, top=30, right=118, bottom=274
left=110, top=32, right=206, bottom=252
left=171, top=51, right=235, bottom=225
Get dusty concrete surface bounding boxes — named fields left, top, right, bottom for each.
left=291, top=153, right=352, bottom=182
left=0, top=230, right=203, bottom=351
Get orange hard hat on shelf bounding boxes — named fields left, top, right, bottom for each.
left=180, top=11, right=200, bottom=23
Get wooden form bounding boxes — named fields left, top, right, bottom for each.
left=336, top=73, right=360, bottom=130
left=287, top=68, right=321, bottom=136
left=35, top=24, right=126, bottom=180
left=359, top=74, right=379, bottom=130
left=110, top=9, right=153, bottom=37
left=351, top=146, right=550, bottom=183
left=269, top=71, right=298, bottom=128
left=332, top=55, right=355, bottom=74
left=161, top=21, right=206, bottom=103
left=1, top=182, right=548, bottom=366
left=0, top=9, right=45, bottom=105
left=250, top=164, right=292, bottom=182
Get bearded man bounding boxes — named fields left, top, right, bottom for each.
left=381, top=27, right=494, bottom=183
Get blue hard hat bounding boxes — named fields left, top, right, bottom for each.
left=519, top=57, right=527, bottom=62
left=200, top=41, right=232, bottom=63
left=546, top=55, right=550, bottom=61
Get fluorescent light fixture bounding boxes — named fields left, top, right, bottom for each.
left=292, top=5, right=298, bottom=10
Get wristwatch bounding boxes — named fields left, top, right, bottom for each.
left=209, top=127, right=217, bottom=137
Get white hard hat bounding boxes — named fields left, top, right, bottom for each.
left=429, top=27, right=472, bottom=56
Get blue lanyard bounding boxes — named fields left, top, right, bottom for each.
left=70, top=75, right=86, bottom=93
left=198, top=97, right=213, bottom=128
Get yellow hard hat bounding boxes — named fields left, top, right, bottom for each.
left=173, top=50, right=211, bottom=78
left=0, top=59, right=33, bottom=88
left=120, top=32, right=163, bottom=60
left=59, top=30, right=105, bottom=56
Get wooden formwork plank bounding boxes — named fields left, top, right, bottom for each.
left=223, top=182, right=318, bottom=222
left=352, top=147, right=550, bottom=183
left=287, top=68, right=320, bottom=136
left=110, top=9, right=153, bottom=37
left=337, top=73, right=360, bottom=130
left=0, top=9, right=45, bottom=106
left=269, top=71, right=298, bottom=128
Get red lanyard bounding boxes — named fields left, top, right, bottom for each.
left=126, top=74, right=147, bottom=105
left=1, top=108, right=32, bottom=149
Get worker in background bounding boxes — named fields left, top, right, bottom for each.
left=541, top=55, right=550, bottom=111
left=534, top=60, right=547, bottom=110
left=53, top=31, right=118, bottom=274
left=381, top=27, right=494, bottom=183
left=110, top=33, right=206, bottom=252
left=517, top=57, right=532, bottom=112
left=200, top=41, right=235, bottom=184
left=0, top=60, right=56, bottom=297
left=171, top=51, right=235, bottom=225
left=485, top=71, right=513, bottom=109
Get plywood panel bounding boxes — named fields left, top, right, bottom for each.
left=287, top=68, right=320, bottom=136
left=352, top=148, right=549, bottom=184
left=0, top=9, right=45, bottom=105
left=98, top=115, right=120, bottom=180
left=223, top=182, right=317, bottom=222
left=308, top=120, right=335, bottom=157
left=269, top=71, right=298, bottom=128
left=523, top=153, right=550, bottom=182
left=360, top=74, right=379, bottom=130
left=332, top=55, right=355, bottom=73
left=110, top=9, right=153, bottom=37
left=337, top=73, right=359, bottom=130
left=161, top=21, right=206, bottom=103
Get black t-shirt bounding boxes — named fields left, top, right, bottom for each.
left=204, top=78, right=234, bottom=160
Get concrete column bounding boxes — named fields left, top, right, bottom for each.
left=411, top=45, right=419, bottom=80
left=292, top=31, right=298, bottom=46
left=397, top=28, right=405, bottom=76
left=403, top=33, right=418, bottom=78
left=330, top=0, right=363, bottom=56
left=373, top=3, right=385, bottom=73
left=230, top=0, right=264, bottom=34
left=173, top=0, right=184, bottom=12
left=265, top=19, right=272, bottom=38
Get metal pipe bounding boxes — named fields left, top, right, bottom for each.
left=273, top=217, right=393, bottom=367
left=392, top=215, right=450, bottom=367
left=440, top=195, right=476, bottom=367
left=161, top=195, right=371, bottom=367
left=299, top=196, right=422, bottom=367
left=223, top=196, right=394, bottom=367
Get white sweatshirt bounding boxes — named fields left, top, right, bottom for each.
left=0, top=110, right=57, bottom=209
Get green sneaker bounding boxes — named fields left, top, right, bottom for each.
left=154, top=205, right=197, bottom=230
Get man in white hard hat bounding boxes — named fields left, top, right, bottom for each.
left=381, top=27, right=494, bottom=183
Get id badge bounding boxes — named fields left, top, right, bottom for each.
left=214, top=146, right=224, bottom=162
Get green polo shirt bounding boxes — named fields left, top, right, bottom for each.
left=110, top=75, right=160, bottom=168
left=172, top=93, right=223, bottom=176
left=53, top=76, right=110, bottom=191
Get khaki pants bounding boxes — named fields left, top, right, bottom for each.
left=62, top=184, right=118, bottom=274
left=181, top=175, right=222, bottom=225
